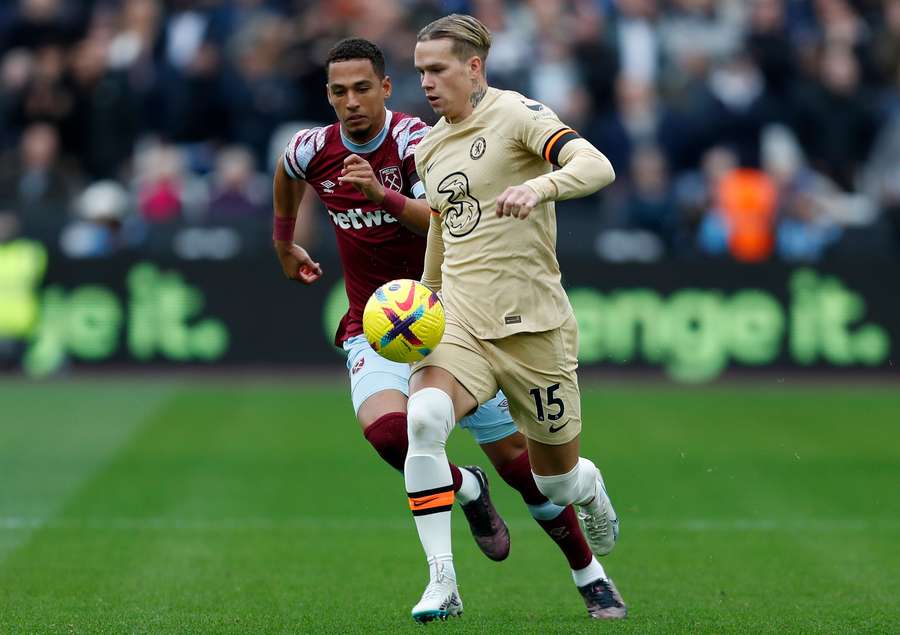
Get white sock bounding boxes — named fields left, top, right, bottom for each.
left=532, top=457, right=599, bottom=507
left=429, top=553, right=456, bottom=582
left=405, top=388, right=456, bottom=563
left=456, top=468, right=480, bottom=505
left=406, top=454, right=454, bottom=557
left=572, top=556, right=607, bottom=587
left=572, top=457, right=601, bottom=506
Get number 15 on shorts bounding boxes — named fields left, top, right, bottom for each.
left=529, top=383, right=565, bottom=422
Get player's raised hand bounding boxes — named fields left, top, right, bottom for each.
left=496, top=184, right=540, bottom=220
left=339, top=154, right=385, bottom=203
left=274, top=242, right=323, bottom=284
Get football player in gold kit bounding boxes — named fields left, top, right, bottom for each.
left=401, top=14, right=626, bottom=622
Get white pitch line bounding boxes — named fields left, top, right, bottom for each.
left=0, top=517, right=897, bottom=532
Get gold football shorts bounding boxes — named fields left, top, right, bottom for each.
left=413, top=313, right=581, bottom=445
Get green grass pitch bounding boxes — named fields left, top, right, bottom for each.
left=0, top=378, right=898, bottom=634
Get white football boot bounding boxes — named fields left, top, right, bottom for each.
left=411, top=557, right=463, bottom=623
left=576, top=468, right=619, bottom=556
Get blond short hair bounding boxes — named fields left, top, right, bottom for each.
left=417, top=14, right=491, bottom=67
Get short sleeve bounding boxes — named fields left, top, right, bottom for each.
left=512, top=98, right=582, bottom=167
left=394, top=116, right=431, bottom=198
left=283, top=127, right=327, bottom=180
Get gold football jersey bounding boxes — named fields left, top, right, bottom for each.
left=415, top=88, right=586, bottom=339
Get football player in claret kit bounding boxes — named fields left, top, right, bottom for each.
left=404, top=15, right=627, bottom=620
left=271, top=38, right=607, bottom=618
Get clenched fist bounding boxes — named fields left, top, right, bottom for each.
left=274, top=241, right=323, bottom=284
left=496, top=184, right=540, bottom=220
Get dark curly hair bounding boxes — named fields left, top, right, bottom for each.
left=325, top=38, right=386, bottom=79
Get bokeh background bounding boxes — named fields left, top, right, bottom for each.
left=1, top=0, right=899, bottom=381
left=1, top=0, right=899, bottom=260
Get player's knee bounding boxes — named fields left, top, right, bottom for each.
left=406, top=387, right=454, bottom=451
left=532, top=470, right=579, bottom=507
left=362, top=412, right=407, bottom=473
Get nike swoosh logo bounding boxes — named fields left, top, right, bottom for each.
left=426, top=162, right=435, bottom=174
left=412, top=496, right=439, bottom=507
left=396, top=283, right=418, bottom=311
left=548, top=419, right=569, bottom=433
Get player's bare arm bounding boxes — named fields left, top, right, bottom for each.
left=273, top=160, right=323, bottom=284
left=338, top=153, right=431, bottom=235
left=498, top=141, right=616, bottom=221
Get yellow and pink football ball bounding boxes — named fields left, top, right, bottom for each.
left=363, top=279, right=445, bottom=363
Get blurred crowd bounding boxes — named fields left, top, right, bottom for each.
left=0, top=0, right=898, bottom=262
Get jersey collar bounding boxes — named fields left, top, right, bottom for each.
left=339, top=109, right=392, bottom=154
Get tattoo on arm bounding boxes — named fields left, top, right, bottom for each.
left=469, top=81, right=487, bottom=109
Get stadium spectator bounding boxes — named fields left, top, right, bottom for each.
left=744, top=0, right=796, bottom=105
left=220, top=12, right=298, bottom=165
left=65, top=33, right=139, bottom=180
left=791, top=44, right=880, bottom=191
left=107, top=0, right=166, bottom=135
left=134, top=142, right=206, bottom=224
left=813, top=0, right=871, bottom=51
left=586, top=76, right=684, bottom=177
left=0, top=123, right=76, bottom=239
left=659, top=0, right=741, bottom=68
left=59, top=179, right=143, bottom=258
left=617, top=144, right=679, bottom=250
left=11, top=43, right=72, bottom=133
left=1, top=0, right=84, bottom=51
left=872, top=0, right=900, bottom=107
left=690, top=145, right=741, bottom=257
left=207, top=145, right=269, bottom=219
left=0, top=0, right=895, bottom=261
left=706, top=51, right=780, bottom=167
left=762, top=125, right=844, bottom=261
left=609, top=0, right=661, bottom=84
left=468, top=0, right=532, bottom=94
left=0, top=48, right=34, bottom=149
left=716, top=167, right=779, bottom=262
left=569, top=3, right=618, bottom=116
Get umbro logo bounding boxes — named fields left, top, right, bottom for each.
left=321, top=179, right=336, bottom=193
left=549, top=527, right=569, bottom=540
